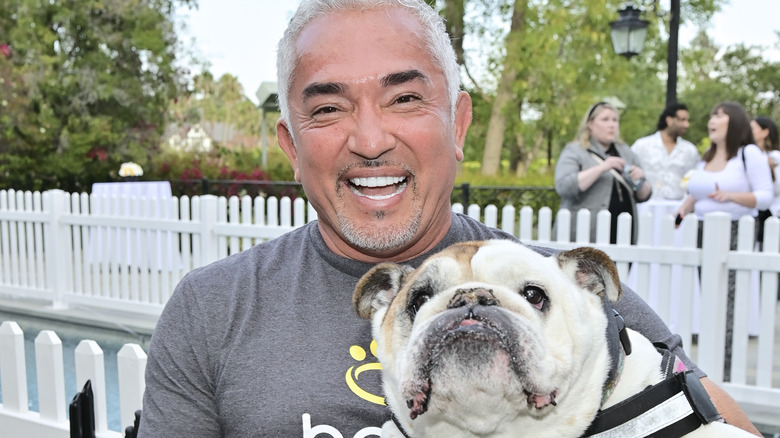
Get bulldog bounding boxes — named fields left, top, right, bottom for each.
left=353, top=240, right=754, bottom=438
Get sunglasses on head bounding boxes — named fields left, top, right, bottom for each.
left=588, top=101, right=609, bottom=120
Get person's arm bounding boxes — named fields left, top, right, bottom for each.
left=745, top=145, right=774, bottom=210
left=637, top=179, right=652, bottom=201
left=614, top=285, right=761, bottom=436
left=554, top=144, right=586, bottom=199
left=709, top=187, right=758, bottom=208
left=623, top=146, right=652, bottom=202
left=676, top=195, right=695, bottom=221
left=711, top=146, right=774, bottom=208
left=700, top=377, right=762, bottom=436
left=576, top=157, right=620, bottom=192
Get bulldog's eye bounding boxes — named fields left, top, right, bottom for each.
left=408, top=287, right=433, bottom=317
left=522, top=285, right=548, bottom=310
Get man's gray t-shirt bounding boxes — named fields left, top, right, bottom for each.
left=139, top=212, right=697, bottom=437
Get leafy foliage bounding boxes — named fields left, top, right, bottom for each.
left=148, top=143, right=295, bottom=197
left=449, top=0, right=760, bottom=176
left=0, top=0, right=195, bottom=192
left=679, top=31, right=780, bottom=146
left=168, top=72, right=278, bottom=146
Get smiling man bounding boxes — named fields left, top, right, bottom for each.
left=138, top=1, right=760, bottom=437
left=276, top=6, right=470, bottom=263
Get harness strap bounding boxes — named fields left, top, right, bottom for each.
left=391, top=413, right=414, bottom=438
left=582, top=371, right=722, bottom=438
left=655, top=342, right=687, bottom=379
left=600, top=308, right=632, bottom=405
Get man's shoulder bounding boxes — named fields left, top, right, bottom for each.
left=449, top=213, right=560, bottom=259
left=631, top=132, right=660, bottom=150
left=182, top=224, right=313, bottom=283
left=450, top=213, right=515, bottom=239
left=676, top=137, right=697, bottom=150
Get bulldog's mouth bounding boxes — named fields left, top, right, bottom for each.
left=404, top=308, right=558, bottom=419
left=348, top=176, right=407, bottom=200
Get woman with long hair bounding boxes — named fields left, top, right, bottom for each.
left=676, top=101, right=773, bottom=380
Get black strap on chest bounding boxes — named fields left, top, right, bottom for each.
left=391, top=413, right=414, bottom=438
left=582, top=370, right=722, bottom=437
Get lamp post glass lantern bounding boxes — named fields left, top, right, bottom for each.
left=610, top=3, right=649, bottom=58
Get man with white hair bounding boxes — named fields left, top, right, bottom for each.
left=138, top=1, right=760, bottom=436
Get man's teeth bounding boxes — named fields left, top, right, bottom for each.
left=350, top=176, right=405, bottom=187
left=349, top=176, right=407, bottom=200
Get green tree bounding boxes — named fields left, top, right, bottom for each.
left=169, top=71, right=270, bottom=147
left=0, top=0, right=196, bottom=192
left=679, top=30, right=780, bottom=148
left=443, top=0, right=724, bottom=176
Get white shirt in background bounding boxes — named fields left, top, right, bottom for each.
left=631, top=131, right=700, bottom=200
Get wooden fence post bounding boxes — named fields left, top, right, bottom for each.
left=75, top=339, right=108, bottom=433
left=501, top=204, right=516, bottom=236
left=697, top=212, right=731, bottom=382
left=35, top=330, right=67, bottom=423
left=117, top=343, right=147, bottom=431
left=293, top=198, right=307, bottom=227
left=43, top=190, right=71, bottom=309
left=0, top=321, right=29, bottom=413
left=197, top=195, right=219, bottom=268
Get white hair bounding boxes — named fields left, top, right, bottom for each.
left=276, top=0, right=461, bottom=124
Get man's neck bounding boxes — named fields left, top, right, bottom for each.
left=660, top=129, right=677, bottom=154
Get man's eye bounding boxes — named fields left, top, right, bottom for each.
left=395, top=94, right=419, bottom=104
left=313, top=106, right=338, bottom=115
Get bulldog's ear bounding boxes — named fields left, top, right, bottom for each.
left=354, top=263, right=414, bottom=320
left=556, top=247, right=622, bottom=302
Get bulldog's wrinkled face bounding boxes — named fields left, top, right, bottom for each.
left=354, top=240, right=622, bottom=436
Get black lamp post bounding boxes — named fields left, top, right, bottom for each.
left=610, top=1, right=680, bottom=107
left=609, top=3, right=649, bottom=59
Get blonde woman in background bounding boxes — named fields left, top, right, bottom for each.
left=555, top=101, right=652, bottom=243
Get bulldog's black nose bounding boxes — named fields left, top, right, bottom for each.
left=447, top=287, right=499, bottom=309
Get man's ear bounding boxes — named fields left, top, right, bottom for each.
left=453, top=91, right=472, bottom=162
left=277, top=119, right=301, bottom=182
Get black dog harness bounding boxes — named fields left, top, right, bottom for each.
left=582, top=304, right=723, bottom=437
left=391, top=413, right=413, bottom=438
left=582, top=366, right=723, bottom=437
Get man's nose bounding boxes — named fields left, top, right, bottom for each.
left=346, top=107, right=396, bottom=159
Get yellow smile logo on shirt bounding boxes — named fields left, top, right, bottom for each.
left=346, top=339, right=385, bottom=405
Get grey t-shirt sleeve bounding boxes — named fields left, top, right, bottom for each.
left=138, top=277, right=221, bottom=437
left=613, top=285, right=703, bottom=378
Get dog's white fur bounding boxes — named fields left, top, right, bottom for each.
left=354, top=240, right=753, bottom=437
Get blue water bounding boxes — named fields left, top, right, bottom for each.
left=0, top=312, right=150, bottom=432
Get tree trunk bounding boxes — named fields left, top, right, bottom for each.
left=442, top=0, right=465, bottom=65
left=481, top=0, right=527, bottom=175
left=482, top=75, right=514, bottom=175
left=515, top=129, right=544, bottom=177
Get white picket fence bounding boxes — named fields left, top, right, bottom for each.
left=0, top=188, right=779, bottom=436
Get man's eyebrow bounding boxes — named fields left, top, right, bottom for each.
left=301, top=82, right=348, bottom=102
left=381, top=70, right=428, bottom=87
